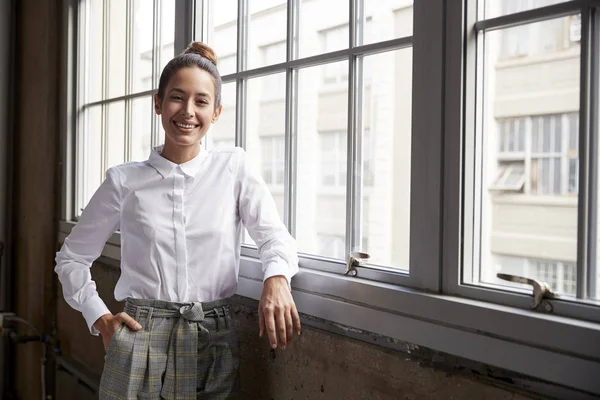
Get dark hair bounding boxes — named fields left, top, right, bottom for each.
left=157, top=42, right=222, bottom=108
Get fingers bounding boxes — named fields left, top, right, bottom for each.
left=275, top=310, right=287, bottom=350
left=258, top=301, right=266, bottom=338
left=291, top=304, right=301, bottom=337
left=262, top=305, right=278, bottom=349
left=284, top=309, right=293, bottom=346
left=116, top=312, right=142, bottom=331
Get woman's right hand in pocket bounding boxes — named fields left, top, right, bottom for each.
left=94, top=312, right=142, bottom=352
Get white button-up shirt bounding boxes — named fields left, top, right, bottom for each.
left=55, top=146, right=299, bottom=334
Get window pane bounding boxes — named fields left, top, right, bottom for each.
left=131, top=0, right=154, bottom=93
left=360, top=48, right=412, bottom=269
left=248, top=2, right=287, bottom=69
left=244, top=75, right=286, bottom=246
left=79, top=106, right=103, bottom=213
left=468, top=17, right=581, bottom=292
left=361, top=1, right=413, bottom=45
left=205, top=0, right=237, bottom=76
left=131, top=97, right=153, bottom=162
left=86, top=0, right=104, bottom=103
left=484, top=0, right=572, bottom=19
left=296, top=62, right=348, bottom=260
left=208, top=82, right=236, bottom=148
left=298, top=0, right=349, bottom=59
left=158, top=0, right=175, bottom=85
left=108, top=0, right=127, bottom=98
left=107, top=101, right=126, bottom=169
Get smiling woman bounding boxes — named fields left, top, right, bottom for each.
left=55, top=41, right=301, bottom=400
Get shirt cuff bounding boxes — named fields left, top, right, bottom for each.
left=263, top=261, right=292, bottom=290
left=81, top=296, right=112, bottom=336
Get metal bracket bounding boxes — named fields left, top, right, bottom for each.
left=497, top=273, right=559, bottom=313
left=345, top=252, right=370, bottom=277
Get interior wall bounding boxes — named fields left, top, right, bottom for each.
left=12, top=0, right=61, bottom=399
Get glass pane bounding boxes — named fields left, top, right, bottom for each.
left=484, top=0, right=572, bottom=19
left=131, top=0, right=154, bottom=93
left=296, top=62, right=348, bottom=260
left=248, top=2, right=287, bottom=69
left=86, top=0, right=104, bottom=103
left=244, top=74, right=287, bottom=245
left=359, top=48, right=412, bottom=270
left=361, top=1, right=414, bottom=45
left=107, top=101, right=126, bottom=169
left=108, top=0, right=127, bottom=98
left=205, top=0, right=237, bottom=76
left=80, top=106, right=103, bottom=213
left=207, top=82, right=236, bottom=149
left=468, top=16, right=581, bottom=295
left=158, top=0, right=175, bottom=87
left=131, top=97, right=153, bottom=162
left=298, top=0, right=349, bottom=59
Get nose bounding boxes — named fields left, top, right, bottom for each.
left=182, top=99, right=194, bottom=117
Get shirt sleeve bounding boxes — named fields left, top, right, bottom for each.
left=235, top=148, right=299, bottom=288
left=54, top=167, right=122, bottom=335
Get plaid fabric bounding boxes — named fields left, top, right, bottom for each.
left=99, top=298, right=240, bottom=400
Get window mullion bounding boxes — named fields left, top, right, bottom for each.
left=410, top=0, right=445, bottom=290
left=235, top=0, right=247, bottom=150
left=125, top=0, right=133, bottom=162
left=588, top=6, right=600, bottom=298
left=284, top=0, right=299, bottom=236
left=577, top=5, right=593, bottom=300
left=101, top=0, right=109, bottom=177
left=150, top=0, right=159, bottom=147
left=345, top=0, right=358, bottom=259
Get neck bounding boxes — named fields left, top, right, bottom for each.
left=161, top=141, right=201, bottom=164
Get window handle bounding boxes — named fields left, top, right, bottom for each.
left=496, top=273, right=559, bottom=312
left=345, top=252, right=370, bottom=277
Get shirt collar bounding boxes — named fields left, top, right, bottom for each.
left=148, top=145, right=208, bottom=178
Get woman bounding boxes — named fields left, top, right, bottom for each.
left=55, top=42, right=301, bottom=399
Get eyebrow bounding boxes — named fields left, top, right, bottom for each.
left=168, top=88, right=212, bottom=99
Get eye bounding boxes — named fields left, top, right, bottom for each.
left=170, top=95, right=183, bottom=101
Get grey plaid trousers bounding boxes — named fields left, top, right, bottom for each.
left=99, top=298, right=240, bottom=400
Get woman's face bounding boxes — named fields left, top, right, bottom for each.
left=154, top=66, right=222, bottom=149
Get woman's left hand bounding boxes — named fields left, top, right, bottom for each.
left=259, top=275, right=301, bottom=350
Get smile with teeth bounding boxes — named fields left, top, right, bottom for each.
left=175, top=121, right=198, bottom=129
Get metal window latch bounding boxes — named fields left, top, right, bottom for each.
left=496, top=273, right=559, bottom=313
left=345, top=252, right=370, bottom=277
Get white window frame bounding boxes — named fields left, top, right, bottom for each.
left=59, top=0, right=600, bottom=397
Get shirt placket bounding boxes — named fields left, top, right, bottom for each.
left=173, top=168, right=189, bottom=300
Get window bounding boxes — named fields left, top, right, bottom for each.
left=261, top=136, right=285, bottom=186
left=320, top=131, right=346, bottom=187
left=76, top=0, right=175, bottom=214
left=321, top=25, right=349, bottom=85
left=197, top=0, right=413, bottom=266
left=492, top=113, right=579, bottom=195
left=460, top=0, right=600, bottom=312
left=261, top=42, right=287, bottom=101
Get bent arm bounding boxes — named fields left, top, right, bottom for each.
left=55, top=167, right=122, bottom=335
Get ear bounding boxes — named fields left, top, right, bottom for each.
left=211, top=104, right=223, bottom=124
left=153, top=93, right=162, bottom=115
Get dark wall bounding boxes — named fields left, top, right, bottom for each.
left=12, top=0, right=61, bottom=399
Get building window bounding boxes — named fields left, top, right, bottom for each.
left=320, top=131, right=347, bottom=187
left=261, top=42, right=287, bottom=101
left=530, top=259, right=577, bottom=297
left=321, top=25, right=350, bottom=85
left=261, top=136, right=285, bottom=186
left=492, top=113, right=579, bottom=195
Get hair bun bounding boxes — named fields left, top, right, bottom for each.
left=183, top=42, right=218, bottom=66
